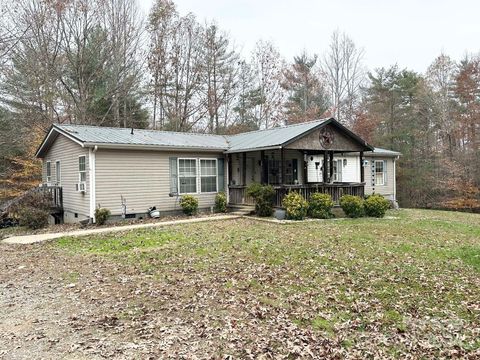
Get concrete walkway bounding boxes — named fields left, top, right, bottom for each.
left=2, top=215, right=240, bottom=245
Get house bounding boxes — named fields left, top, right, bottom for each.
left=35, top=118, right=401, bottom=223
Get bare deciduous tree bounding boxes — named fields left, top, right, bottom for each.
left=251, top=40, right=285, bottom=129
left=323, top=30, right=365, bottom=125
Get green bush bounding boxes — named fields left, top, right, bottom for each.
left=364, top=194, right=390, bottom=218
left=246, top=183, right=275, bottom=217
left=180, top=195, right=199, bottom=216
left=214, top=192, right=227, bottom=213
left=17, top=207, right=49, bottom=229
left=95, top=208, right=111, bottom=225
left=309, top=193, right=334, bottom=219
left=282, top=192, right=308, bottom=220
left=340, top=195, right=364, bottom=218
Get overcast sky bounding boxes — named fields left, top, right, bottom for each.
left=139, top=0, right=480, bottom=72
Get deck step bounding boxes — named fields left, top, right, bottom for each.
left=228, top=204, right=255, bottom=216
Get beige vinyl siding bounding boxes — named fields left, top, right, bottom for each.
left=364, top=157, right=395, bottom=200
left=95, top=149, right=225, bottom=216
left=41, top=135, right=90, bottom=222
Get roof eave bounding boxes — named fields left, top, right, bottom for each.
left=224, top=145, right=283, bottom=154
left=35, top=125, right=85, bottom=158
left=83, top=142, right=227, bottom=152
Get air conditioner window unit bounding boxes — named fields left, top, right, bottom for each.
left=76, top=182, right=86, bottom=192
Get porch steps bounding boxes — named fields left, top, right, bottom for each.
left=228, top=204, right=255, bottom=216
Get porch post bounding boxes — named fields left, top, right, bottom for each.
left=323, top=151, right=328, bottom=183
left=228, top=154, right=233, bottom=186
left=242, top=152, right=247, bottom=186
left=329, top=151, right=334, bottom=183
left=280, top=147, right=285, bottom=185
left=303, top=151, right=308, bottom=184
left=225, top=154, right=230, bottom=204
left=261, top=150, right=267, bottom=184
left=360, top=151, right=364, bottom=183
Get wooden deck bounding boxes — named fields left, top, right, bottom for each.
left=37, top=185, right=63, bottom=211
left=229, top=183, right=365, bottom=207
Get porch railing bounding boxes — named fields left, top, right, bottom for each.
left=229, top=183, right=365, bottom=207
left=1, top=185, right=63, bottom=217
left=34, top=185, right=63, bottom=210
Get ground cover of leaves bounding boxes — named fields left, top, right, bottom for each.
left=1, top=209, right=479, bottom=359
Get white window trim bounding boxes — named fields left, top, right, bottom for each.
left=178, top=158, right=198, bottom=195
left=46, top=161, right=51, bottom=184
left=177, top=157, right=219, bottom=195
left=78, top=155, right=87, bottom=187
left=55, top=160, right=61, bottom=185
left=333, top=159, right=343, bottom=182
left=375, top=160, right=386, bottom=186
left=199, top=158, right=218, bottom=194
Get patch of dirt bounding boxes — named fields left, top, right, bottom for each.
left=0, top=241, right=344, bottom=359
left=0, top=211, right=227, bottom=240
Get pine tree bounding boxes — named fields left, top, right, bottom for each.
left=281, top=52, right=329, bottom=124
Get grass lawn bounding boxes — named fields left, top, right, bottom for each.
left=1, top=209, right=479, bottom=358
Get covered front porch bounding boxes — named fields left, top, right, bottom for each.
left=227, top=149, right=366, bottom=207
left=225, top=119, right=372, bottom=207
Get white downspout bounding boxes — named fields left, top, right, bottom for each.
left=89, top=146, right=98, bottom=222
left=393, top=156, right=398, bottom=203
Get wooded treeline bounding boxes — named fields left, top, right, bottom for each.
left=0, top=0, right=478, bottom=210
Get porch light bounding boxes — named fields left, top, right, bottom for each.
left=343, top=159, right=347, bottom=167
left=310, top=156, right=314, bottom=161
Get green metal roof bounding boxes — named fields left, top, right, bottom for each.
left=36, top=118, right=392, bottom=157
left=369, top=147, right=402, bottom=156
left=225, top=119, right=329, bottom=152
left=55, top=124, right=229, bottom=149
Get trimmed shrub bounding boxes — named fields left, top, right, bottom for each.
left=180, top=195, right=199, bottom=216
left=282, top=192, right=308, bottom=220
left=17, top=207, right=49, bottom=229
left=309, top=193, right=334, bottom=219
left=340, top=195, right=364, bottom=218
left=95, top=208, right=111, bottom=225
left=214, top=192, right=227, bottom=213
left=364, top=194, right=390, bottom=218
left=246, top=183, right=275, bottom=217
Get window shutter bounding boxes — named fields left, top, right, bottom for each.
left=217, top=158, right=225, bottom=192
left=169, top=157, right=178, bottom=195
left=383, top=160, right=387, bottom=185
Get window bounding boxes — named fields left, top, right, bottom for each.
left=78, top=156, right=86, bottom=183
left=333, top=159, right=343, bottom=182
left=55, top=160, right=61, bottom=185
left=200, top=159, right=217, bottom=192
left=375, top=160, right=385, bottom=186
left=46, top=161, right=51, bottom=183
left=178, top=158, right=197, bottom=194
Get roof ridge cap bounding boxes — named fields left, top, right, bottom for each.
left=56, top=124, right=226, bottom=138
